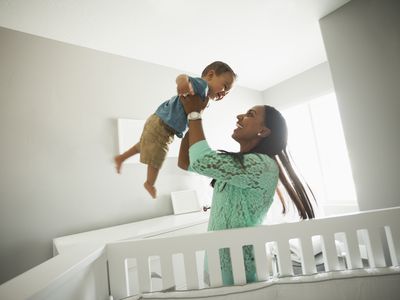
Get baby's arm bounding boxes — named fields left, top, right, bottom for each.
left=176, top=74, right=194, bottom=97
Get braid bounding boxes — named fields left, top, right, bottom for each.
left=274, top=149, right=315, bottom=219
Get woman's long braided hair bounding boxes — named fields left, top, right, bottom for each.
left=211, top=105, right=315, bottom=219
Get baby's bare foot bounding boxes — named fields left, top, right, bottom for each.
left=114, top=155, right=124, bottom=174
left=144, top=181, right=157, bottom=199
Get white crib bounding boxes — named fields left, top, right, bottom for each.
left=106, top=206, right=400, bottom=300
left=1, top=207, right=400, bottom=300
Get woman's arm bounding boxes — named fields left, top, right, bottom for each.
left=180, top=94, right=208, bottom=147
left=187, top=119, right=205, bottom=147
left=178, top=132, right=190, bottom=170
left=178, top=94, right=208, bottom=170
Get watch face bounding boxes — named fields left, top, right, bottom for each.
left=188, top=112, right=201, bottom=120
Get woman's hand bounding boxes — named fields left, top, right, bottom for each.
left=180, top=94, right=209, bottom=114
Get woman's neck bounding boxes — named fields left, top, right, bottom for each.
left=239, top=140, right=260, bottom=153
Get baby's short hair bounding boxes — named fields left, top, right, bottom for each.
left=201, top=61, right=237, bottom=79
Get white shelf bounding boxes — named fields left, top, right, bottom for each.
left=53, top=211, right=209, bottom=255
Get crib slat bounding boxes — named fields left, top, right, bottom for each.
left=320, top=235, right=341, bottom=271
left=299, top=237, right=316, bottom=275
left=160, top=254, right=175, bottom=291
left=108, top=259, right=129, bottom=299
left=207, top=249, right=223, bottom=287
left=385, top=225, right=400, bottom=266
left=137, top=256, right=151, bottom=293
left=365, top=227, right=386, bottom=267
left=183, top=252, right=199, bottom=289
left=230, top=246, right=247, bottom=285
left=275, top=240, right=293, bottom=276
left=343, top=230, right=363, bottom=269
left=265, top=245, right=275, bottom=277
left=253, top=243, right=268, bottom=281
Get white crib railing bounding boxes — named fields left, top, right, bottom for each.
left=106, top=207, right=400, bottom=300
left=0, top=212, right=209, bottom=300
left=0, top=245, right=107, bottom=300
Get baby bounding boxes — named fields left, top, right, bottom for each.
left=114, top=61, right=236, bottom=198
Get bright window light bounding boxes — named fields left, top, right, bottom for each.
left=282, top=93, right=358, bottom=215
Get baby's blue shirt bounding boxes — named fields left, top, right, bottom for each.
left=155, top=77, right=208, bottom=138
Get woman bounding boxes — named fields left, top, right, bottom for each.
left=178, top=95, right=315, bottom=285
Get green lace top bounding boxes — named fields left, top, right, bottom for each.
left=189, top=140, right=279, bottom=285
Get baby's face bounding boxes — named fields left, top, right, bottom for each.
left=207, top=72, right=235, bottom=101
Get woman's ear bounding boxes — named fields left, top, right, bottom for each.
left=258, top=127, right=271, bottom=138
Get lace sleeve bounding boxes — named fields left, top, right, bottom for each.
left=189, top=140, right=277, bottom=189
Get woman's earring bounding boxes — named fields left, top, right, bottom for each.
left=257, top=132, right=262, bottom=136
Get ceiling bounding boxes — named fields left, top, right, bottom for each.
left=0, top=0, right=350, bottom=91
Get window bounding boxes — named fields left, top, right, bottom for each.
left=282, top=93, right=358, bottom=216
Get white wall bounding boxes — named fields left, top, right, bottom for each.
left=262, top=62, right=334, bottom=109
left=263, top=0, right=400, bottom=212
left=319, top=0, right=400, bottom=211
left=0, top=27, right=262, bottom=284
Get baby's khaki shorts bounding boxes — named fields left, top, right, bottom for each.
left=139, top=114, right=175, bottom=169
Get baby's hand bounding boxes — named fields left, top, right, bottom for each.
left=176, top=75, right=194, bottom=97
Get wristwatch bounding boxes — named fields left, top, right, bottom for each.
left=187, top=111, right=202, bottom=121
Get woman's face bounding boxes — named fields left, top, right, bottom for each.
left=232, top=105, right=269, bottom=142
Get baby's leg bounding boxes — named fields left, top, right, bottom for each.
left=144, top=165, right=159, bottom=199
left=114, top=142, right=140, bottom=174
